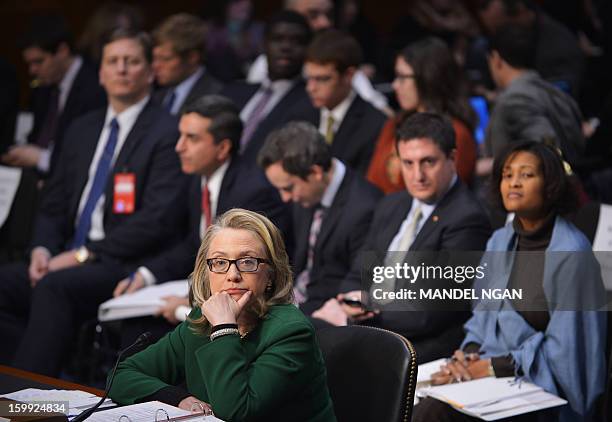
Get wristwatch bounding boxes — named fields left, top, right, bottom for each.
left=74, top=246, right=93, bottom=264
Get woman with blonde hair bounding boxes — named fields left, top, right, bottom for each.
left=110, top=209, right=336, bottom=422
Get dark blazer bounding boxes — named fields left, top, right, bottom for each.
left=31, top=100, right=188, bottom=266
left=221, top=80, right=312, bottom=162
left=153, top=70, right=223, bottom=115
left=145, top=157, right=291, bottom=283
left=342, top=180, right=492, bottom=362
left=293, top=168, right=382, bottom=315
left=299, top=94, right=386, bottom=174
left=29, top=58, right=106, bottom=170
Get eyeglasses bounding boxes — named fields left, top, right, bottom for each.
left=394, top=73, right=415, bottom=82
left=206, top=257, right=270, bottom=273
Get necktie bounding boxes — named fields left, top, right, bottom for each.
left=164, top=90, right=176, bottom=114
left=377, top=205, right=423, bottom=303
left=36, top=85, right=60, bottom=147
left=201, top=183, right=212, bottom=235
left=71, top=118, right=119, bottom=249
left=325, top=114, right=335, bottom=144
left=240, top=87, right=273, bottom=152
left=294, top=206, right=326, bottom=304
left=393, top=205, right=423, bottom=257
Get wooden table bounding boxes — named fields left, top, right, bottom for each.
left=0, top=365, right=104, bottom=421
left=0, top=365, right=104, bottom=396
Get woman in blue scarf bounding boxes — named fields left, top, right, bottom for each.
left=414, top=141, right=607, bottom=422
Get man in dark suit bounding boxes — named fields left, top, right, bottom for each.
left=2, top=16, right=105, bottom=174
left=0, top=29, right=187, bottom=376
left=151, top=14, right=223, bottom=115
left=314, top=113, right=491, bottom=363
left=301, top=29, right=386, bottom=173
left=222, top=11, right=313, bottom=163
left=258, top=121, right=381, bottom=316
left=113, top=95, right=290, bottom=339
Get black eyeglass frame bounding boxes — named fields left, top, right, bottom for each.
left=206, top=257, right=270, bottom=273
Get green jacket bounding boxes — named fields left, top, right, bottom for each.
left=109, top=304, right=336, bottom=422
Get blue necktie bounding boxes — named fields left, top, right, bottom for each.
left=71, top=118, right=119, bottom=249
left=164, top=90, right=176, bottom=114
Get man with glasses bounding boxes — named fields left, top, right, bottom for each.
left=300, top=29, right=386, bottom=173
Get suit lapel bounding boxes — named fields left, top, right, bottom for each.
left=410, top=180, right=461, bottom=249
left=331, top=96, right=362, bottom=156
left=244, top=81, right=306, bottom=156
left=293, top=204, right=314, bottom=271
left=381, top=192, right=413, bottom=250
left=216, top=159, right=240, bottom=215
left=315, top=171, right=352, bottom=249
left=113, top=101, right=154, bottom=172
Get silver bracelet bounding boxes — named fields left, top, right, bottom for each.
left=210, top=328, right=240, bottom=341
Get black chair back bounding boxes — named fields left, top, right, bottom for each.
left=316, top=326, right=417, bottom=422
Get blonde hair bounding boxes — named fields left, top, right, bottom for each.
left=189, top=208, right=294, bottom=333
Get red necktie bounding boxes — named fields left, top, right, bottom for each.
left=202, top=183, right=212, bottom=228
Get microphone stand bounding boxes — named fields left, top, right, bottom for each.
left=71, top=331, right=152, bottom=422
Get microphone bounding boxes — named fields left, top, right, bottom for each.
left=72, top=331, right=153, bottom=422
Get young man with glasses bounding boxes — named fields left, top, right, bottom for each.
left=300, top=29, right=386, bottom=174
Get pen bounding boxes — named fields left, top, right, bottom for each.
left=447, top=350, right=485, bottom=363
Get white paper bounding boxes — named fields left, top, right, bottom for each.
left=417, top=358, right=447, bottom=384
left=15, top=112, right=34, bottom=145
left=421, top=377, right=541, bottom=409
left=98, top=280, right=189, bottom=321
left=0, top=165, right=22, bottom=228
left=1, top=388, right=114, bottom=416
left=461, top=390, right=567, bottom=421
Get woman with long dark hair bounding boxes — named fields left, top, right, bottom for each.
left=367, top=37, right=477, bottom=193
left=413, top=141, right=606, bottom=422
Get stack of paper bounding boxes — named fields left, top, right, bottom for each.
left=98, top=280, right=189, bottom=322
left=414, top=358, right=447, bottom=405
left=420, top=376, right=567, bottom=420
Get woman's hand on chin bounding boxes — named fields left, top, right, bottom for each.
left=201, top=290, right=252, bottom=326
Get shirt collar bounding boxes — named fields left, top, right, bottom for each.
left=203, top=159, right=231, bottom=195
left=172, top=66, right=204, bottom=100
left=322, top=90, right=356, bottom=127
left=320, top=158, right=346, bottom=208
left=261, top=77, right=296, bottom=93
left=105, top=94, right=150, bottom=128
